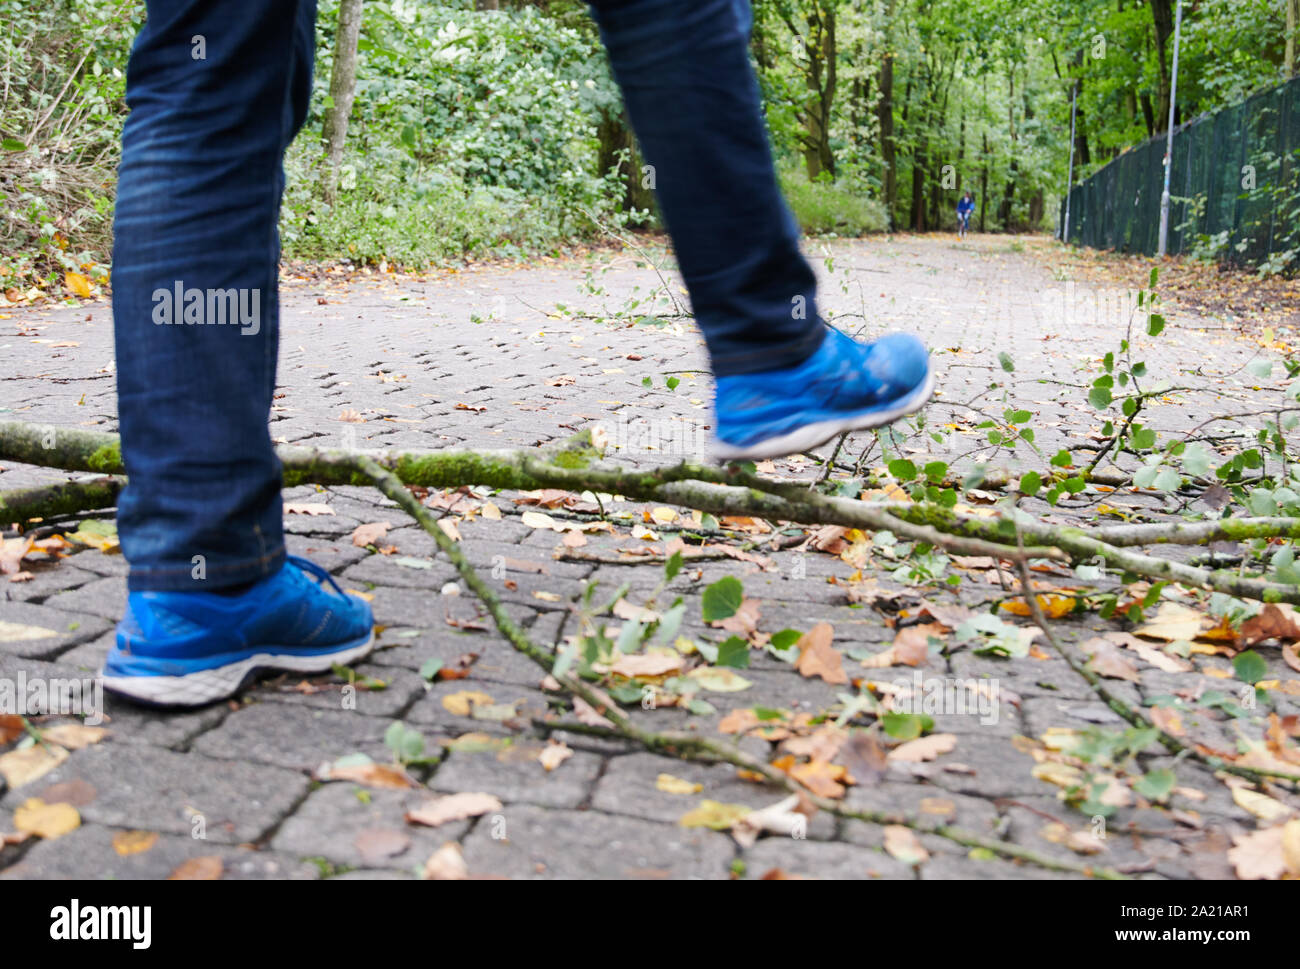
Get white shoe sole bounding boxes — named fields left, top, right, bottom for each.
left=711, top=371, right=936, bottom=462
left=101, top=631, right=375, bottom=707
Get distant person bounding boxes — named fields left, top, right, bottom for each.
left=102, top=0, right=935, bottom=706
left=957, top=191, right=975, bottom=239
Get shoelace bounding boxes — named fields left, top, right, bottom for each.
left=286, top=554, right=350, bottom=599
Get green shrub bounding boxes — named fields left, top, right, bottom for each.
left=778, top=169, right=888, bottom=237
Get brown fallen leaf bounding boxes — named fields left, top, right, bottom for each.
left=887, top=733, right=958, bottom=763
left=351, top=521, right=392, bottom=547
left=890, top=623, right=944, bottom=667
left=284, top=502, right=334, bottom=516
left=1081, top=639, right=1142, bottom=683
left=538, top=739, right=573, bottom=772
left=712, top=598, right=762, bottom=638
left=1240, top=603, right=1300, bottom=646
left=316, top=761, right=418, bottom=789
left=837, top=731, right=889, bottom=785
left=168, top=856, right=224, bottom=880
left=422, top=842, right=469, bottom=880
left=606, top=653, right=684, bottom=679
left=883, top=825, right=930, bottom=865
left=0, top=714, right=23, bottom=744
left=1228, top=825, right=1291, bottom=880
left=1285, top=644, right=1300, bottom=674
left=788, top=760, right=848, bottom=799
left=39, top=724, right=107, bottom=750
left=795, top=623, right=847, bottom=685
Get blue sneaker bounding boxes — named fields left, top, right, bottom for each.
left=102, top=556, right=375, bottom=706
left=713, top=327, right=934, bottom=460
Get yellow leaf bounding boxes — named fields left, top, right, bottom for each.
left=1001, top=593, right=1076, bottom=619
left=14, top=798, right=81, bottom=839
left=39, top=724, right=107, bottom=750
left=0, top=743, right=69, bottom=788
left=113, top=830, right=159, bottom=857
left=441, top=690, right=494, bottom=716
left=655, top=773, right=703, bottom=795
left=1232, top=787, right=1295, bottom=822
left=64, top=271, right=92, bottom=299
left=678, top=800, right=751, bottom=830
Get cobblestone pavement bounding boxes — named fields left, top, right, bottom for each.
left=1, top=234, right=1298, bottom=880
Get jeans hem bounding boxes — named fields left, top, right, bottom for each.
left=126, top=546, right=286, bottom=593
left=709, top=324, right=826, bottom=377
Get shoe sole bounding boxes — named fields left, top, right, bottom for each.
left=100, top=630, right=375, bottom=708
left=711, top=370, right=936, bottom=462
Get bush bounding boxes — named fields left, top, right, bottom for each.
left=778, top=169, right=889, bottom=237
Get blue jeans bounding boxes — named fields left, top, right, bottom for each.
left=112, top=0, right=822, bottom=591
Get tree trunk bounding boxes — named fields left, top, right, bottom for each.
left=876, top=31, right=897, bottom=228
left=321, top=0, right=364, bottom=202
left=979, top=130, right=989, bottom=234
left=1288, top=0, right=1298, bottom=77
left=597, top=110, right=656, bottom=214
left=1148, top=0, right=1175, bottom=133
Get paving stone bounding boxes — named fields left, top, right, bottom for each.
left=428, top=742, right=603, bottom=809
left=270, top=782, right=471, bottom=873
left=591, top=752, right=834, bottom=838
left=459, top=804, right=734, bottom=879
left=0, top=744, right=308, bottom=844
left=918, top=852, right=1088, bottom=880
left=740, top=837, right=916, bottom=879
left=191, top=701, right=392, bottom=771
left=250, top=663, right=428, bottom=720
left=0, top=824, right=317, bottom=880
left=0, top=599, right=111, bottom=659
left=1, top=559, right=98, bottom=603
left=41, top=575, right=127, bottom=622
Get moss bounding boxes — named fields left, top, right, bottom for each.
left=552, top=449, right=594, bottom=470
left=86, top=442, right=123, bottom=474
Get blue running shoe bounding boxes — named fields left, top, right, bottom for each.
left=713, top=327, right=934, bottom=461
left=102, top=555, right=375, bottom=706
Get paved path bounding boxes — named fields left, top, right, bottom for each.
left=1, top=234, right=1297, bottom=880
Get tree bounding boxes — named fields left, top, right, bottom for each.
left=320, top=0, right=365, bottom=202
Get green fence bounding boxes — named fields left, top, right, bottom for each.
left=1060, top=75, right=1300, bottom=273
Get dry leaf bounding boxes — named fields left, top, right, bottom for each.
left=351, top=521, right=392, bottom=546
left=890, top=623, right=943, bottom=667
left=883, top=824, right=930, bottom=865
left=795, top=623, right=847, bottom=684
left=607, top=653, right=683, bottom=678
left=317, top=761, right=417, bottom=789
left=169, top=856, right=224, bottom=880
left=112, top=830, right=159, bottom=857
left=0, top=743, right=69, bottom=788
left=406, top=792, right=504, bottom=828
left=655, top=774, right=702, bottom=795
left=442, top=690, right=494, bottom=716
left=1232, top=788, right=1295, bottom=822
left=39, top=724, right=106, bottom=750
left=887, top=733, right=958, bottom=763
left=1228, top=826, right=1289, bottom=880
left=13, top=798, right=80, bottom=839
left=1240, top=603, right=1300, bottom=646
left=422, top=842, right=469, bottom=880
left=284, top=502, right=334, bottom=516
left=538, top=740, right=573, bottom=772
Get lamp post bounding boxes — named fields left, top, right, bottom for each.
left=1157, top=0, right=1184, bottom=257
left=1063, top=80, right=1078, bottom=243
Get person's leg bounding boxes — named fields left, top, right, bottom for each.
left=105, top=0, right=372, bottom=706
left=586, top=0, right=823, bottom=377
left=588, top=0, right=933, bottom=459
left=113, top=0, right=315, bottom=593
